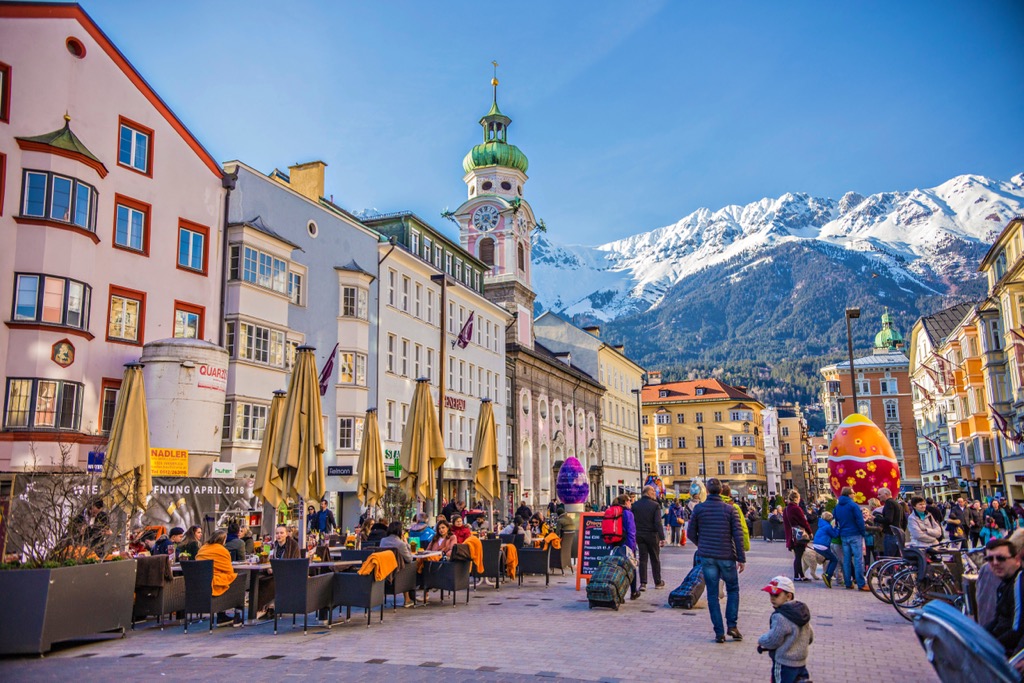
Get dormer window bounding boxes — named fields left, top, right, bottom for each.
left=695, top=387, right=705, bottom=395
left=658, top=390, right=668, bottom=398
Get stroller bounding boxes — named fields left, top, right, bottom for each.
left=912, top=600, right=1019, bottom=683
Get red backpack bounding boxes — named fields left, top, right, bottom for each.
left=602, top=505, right=624, bottom=544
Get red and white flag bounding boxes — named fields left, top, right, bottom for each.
left=989, top=403, right=1023, bottom=444
left=318, top=342, right=340, bottom=396
left=453, top=312, right=475, bottom=349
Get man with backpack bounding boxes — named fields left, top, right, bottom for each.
left=633, top=485, right=666, bottom=590
left=602, top=494, right=641, bottom=600
left=689, top=478, right=747, bottom=643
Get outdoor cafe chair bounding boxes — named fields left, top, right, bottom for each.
left=550, top=532, right=575, bottom=575
left=180, top=560, right=248, bottom=633
left=132, top=555, right=185, bottom=628
left=336, top=549, right=375, bottom=563
left=269, top=558, right=333, bottom=635
left=498, top=533, right=525, bottom=549
left=471, top=538, right=503, bottom=590
left=332, top=569, right=387, bottom=626
left=384, top=550, right=418, bottom=610
left=517, top=546, right=551, bottom=587
left=422, top=559, right=471, bottom=607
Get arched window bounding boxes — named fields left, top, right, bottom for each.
left=517, top=242, right=525, bottom=271
left=479, top=237, right=495, bottom=266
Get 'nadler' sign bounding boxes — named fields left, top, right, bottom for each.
left=444, top=395, right=466, bottom=411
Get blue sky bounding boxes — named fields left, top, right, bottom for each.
left=82, top=0, right=1024, bottom=245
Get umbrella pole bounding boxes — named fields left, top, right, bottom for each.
left=299, top=498, right=305, bottom=555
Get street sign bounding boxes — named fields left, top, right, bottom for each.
left=87, top=451, right=105, bottom=473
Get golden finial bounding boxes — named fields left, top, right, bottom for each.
left=491, top=60, right=499, bottom=87
left=63, top=111, right=71, bottom=124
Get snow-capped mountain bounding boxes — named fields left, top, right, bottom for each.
left=533, top=173, right=1024, bottom=321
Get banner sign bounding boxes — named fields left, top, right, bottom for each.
left=196, top=363, right=228, bottom=392
left=575, top=512, right=614, bottom=590
left=143, top=477, right=256, bottom=536
left=149, top=448, right=189, bottom=477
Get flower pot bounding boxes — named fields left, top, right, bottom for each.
left=0, top=560, right=137, bottom=655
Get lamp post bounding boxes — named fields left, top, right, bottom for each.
left=698, top=424, right=707, bottom=483
left=632, top=388, right=644, bottom=494
left=845, top=308, right=861, bottom=414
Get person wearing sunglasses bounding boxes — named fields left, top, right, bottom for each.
left=983, top=538, right=1024, bottom=657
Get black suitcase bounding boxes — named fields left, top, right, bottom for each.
left=668, top=563, right=705, bottom=609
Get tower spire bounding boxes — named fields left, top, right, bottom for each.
left=491, top=60, right=499, bottom=104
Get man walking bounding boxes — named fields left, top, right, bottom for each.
left=632, top=485, right=666, bottom=590
left=689, top=478, right=746, bottom=643
left=314, top=499, right=336, bottom=534
left=834, top=486, right=868, bottom=591
left=969, top=500, right=985, bottom=548
left=946, top=497, right=969, bottom=550
left=667, top=499, right=685, bottom=544
left=878, top=487, right=905, bottom=558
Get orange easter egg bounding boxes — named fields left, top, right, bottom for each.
left=827, top=414, right=901, bottom=504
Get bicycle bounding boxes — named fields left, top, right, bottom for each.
left=867, top=556, right=912, bottom=604
left=888, top=541, right=983, bottom=622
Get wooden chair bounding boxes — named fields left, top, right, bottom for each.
left=518, top=547, right=551, bottom=587
left=180, top=561, right=248, bottom=633
left=270, top=558, right=334, bottom=635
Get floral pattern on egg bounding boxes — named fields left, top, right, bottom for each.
left=827, top=413, right=901, bottom=500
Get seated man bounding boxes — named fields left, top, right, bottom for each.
left=195, top=530, right=244, bottom=627
left=984, top=538, right=1024, bottom=655
left=224, top=521, right=246, bottom=561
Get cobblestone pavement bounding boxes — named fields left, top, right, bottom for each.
left=0, top=540, right=939, bottom=683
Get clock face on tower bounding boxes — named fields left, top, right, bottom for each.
left=473, top=205, right=499, bottom=232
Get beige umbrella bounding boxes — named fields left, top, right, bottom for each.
left=399, top=378, right=447, bottom=504
left=253, top=390, right=287, bottom=510
left=356, top=408, right=388, bottom=510
left=274, top=346, right=326, bottom=521
left=102, top=362, right=151, bottom=511
left=471, top=399, right=500, bottom=503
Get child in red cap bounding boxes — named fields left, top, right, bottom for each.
left=757, top=576, right=813, bottom=683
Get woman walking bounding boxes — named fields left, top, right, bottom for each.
left=783, top=491, right=813, bottom=582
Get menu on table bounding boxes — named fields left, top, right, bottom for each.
left=575, top=512, right=614, bottom=590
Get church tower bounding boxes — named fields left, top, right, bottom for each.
left=454, top=66, right=536, bottom=348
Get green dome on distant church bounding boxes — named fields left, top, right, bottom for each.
left=462, top=82, right=528, bottom=175
left=874, top=309, right=905, bottom=350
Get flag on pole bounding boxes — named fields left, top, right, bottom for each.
left=318, top=342, right=340, bottom=396
left=453, top=311, right=475, bottom=349
left=989, top=403, right=1023, bottom=444
left=920, top=433, right=942, bottom=463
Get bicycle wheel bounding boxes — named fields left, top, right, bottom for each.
left=890, top=568, right=927, bottom=622
left=869, top=559, right=905, bottom=604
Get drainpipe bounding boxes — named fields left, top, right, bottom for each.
left=218, top=170, right=237, bottom=347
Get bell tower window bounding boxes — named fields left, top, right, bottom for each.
left=518, top=242, right=525, bottom=272
left=479, top=237, right=495, bottom=267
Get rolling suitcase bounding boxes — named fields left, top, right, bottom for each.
left=587, top=557, right=631, bottom=610
left=668, top=563, right=705, bottom=609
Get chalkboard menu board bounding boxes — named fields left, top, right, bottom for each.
left=576, top=512, right=614, bottom=590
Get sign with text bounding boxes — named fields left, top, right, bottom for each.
left=144, top=477, right=256, bottom=535
left=149, top=448, right=189, bottom=477
left=444, top=395, right=466, bottom=412
left=327, top=465, right=353, bottom=476
left=575, top=512, right=615, bottom=590
left=87, top=450, right=105, bottom=474
left=196, top=363, right=228, bottom=392
left=210, top=461, right=236, bottom=478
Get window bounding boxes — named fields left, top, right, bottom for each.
left=0, top=152, right=6, bottom=217
left=455, top=259, right=463, bottom=282
left=401, top=340, right=410, bottom=377
left=173, top=301, right=204, bottom=339
left=177, top=221, right=209, bottom=274
left=233, top=402, right=268, bottom=441
left=117, top=118, right=152, bottom=175
left=445, top=252, right=453, bottom=274
left=676, top=413, right=685, bottom=424
left=732, top=435, right=756, bottom=447
left=410, top=231, right=420, bottom=256
left=423, top=236, right=432, bottom=261
left=4, top=378, right=83, bottom=430
left=234, top=322, right=286, bottom=367
left=414, top=344, right=422, bottom=378
left=426, top=290, right=435, bottom=324
left=783, top=460, right=793, bottom=472
left=717, top=460, right=726, bottom=475
left=714, top=411, right=722, bottom=422
left=229, top=244, right=290, bottom=295
left=730, top=410, right=754, bottom=422
left=20, top=170, right=96, bottom=231
left=107, top=285, right=145, bottom=344
left=386, top=334, right=396, bottom=373
left=657, top=436, right=672, bottom=449
left=113, top=197, right=150, bottom=253
left=884, top=400, right=899, bottom=421
left=888, top=430, right=901, bottom=453
left=659, top=463, right=673, bottom=476
left=732, top=461, right=757, bottom=475
left=385, top=401, right=395, bottom=440
left=695, top=412, right=703, bottom=423
left=414, top=283, right=422, bottom=318
left=879, top=379, right=898, bottom=394
left=99, top=379, right=121, bottom=434
left=782, top=442, right=792, bottom=455
left=641, top=415, right=648, bottom=425
left=655, top=412, right=671, bottom=424
left=781, top=426, right=790, bottom=437
left=677, top=436, right=686, bottom=449
left=434, top=245, right=443, bottom=268
left=12, top=273, right=91, bottom=331
left=288, top=272, right=303, bottom=305
left=715, top=435, right=724, bottom=447
left=341, top=286, right=368, bottom=319
left=426, top=348, right=434, bottom=382
left=479, top=237, right=495, bottom=266
left=338, top=416, right=365, bottom=450
left=517, top=242, right=525, bottom=271
left=401, top=276, right=410, bottom=312
left=0, top=61, right=10, bottom=123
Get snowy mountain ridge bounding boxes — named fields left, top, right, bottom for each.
left=532, top=173, right=1024, bottom=321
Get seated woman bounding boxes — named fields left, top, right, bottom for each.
left=426, top=520, right=458, bottom=558
left=528, top=513, right=549, bottom=538
left=501, top=515, right=532, bottom=544
left=365, top=520, right=389, bottom=547
left=451, top=515, right=472, bottom=543
left=176, top=525, right=203, bottom=560
left=408, top=512, right=436, bottom=547
left=271, top=524, right=301, bottom=559
left=357, top=519, right=374, bottom=548
left=380, top=521, right=417, bottom=608
left=195, top=530, right=244, bottom=626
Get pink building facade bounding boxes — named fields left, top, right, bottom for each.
left=0, top=4, right=224, bottom=470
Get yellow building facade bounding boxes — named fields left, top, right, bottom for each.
left=640, top=373, right=766, bottom=498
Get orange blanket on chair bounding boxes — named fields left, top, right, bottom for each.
left=503, top=543, right=518, bottom=580
left=542, top=533, right=561, bottom=551
left=358, top=550, right=398, bottom=581
left=464, top=535, right=484, bottom=574
left=195, top=542, right=237, bottom=596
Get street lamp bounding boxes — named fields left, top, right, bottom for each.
left=845, top=308, right=861, bottom=414
left=631, top=388, right=644, bottom=494
left=697, top=424, right=707, bottom=483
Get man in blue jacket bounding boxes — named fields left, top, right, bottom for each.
left=833, top=486, right=868, bottom=591
left=689, top=478, right=747, bottom=643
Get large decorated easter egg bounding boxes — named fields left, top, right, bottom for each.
left=827, top=413, right=901, bottom=503
left=556, top=456, right=589, bottom=504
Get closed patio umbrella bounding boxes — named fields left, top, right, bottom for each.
left=102, top=362, right=151, bottom=512
left=399, top=378, right=447, bottom=505
left=356, top=408, right=387, bottom=510
left=253, top=390, right=287, bottom=511
left=471, top=398, right=500, bottom=530
left=274, top=346, right=326, bottom=541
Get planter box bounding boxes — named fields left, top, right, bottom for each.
left=0, top=560, right=137, bottom=655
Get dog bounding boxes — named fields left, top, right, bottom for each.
left=802, top=546, right=844, bottom=584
